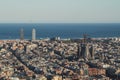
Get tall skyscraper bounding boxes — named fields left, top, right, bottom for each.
left=20, top=28, right=24, bottom=40
left=32, top=28, right=36, bottom=40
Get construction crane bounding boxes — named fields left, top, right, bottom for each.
left=83, top=34, right=89, bottom=43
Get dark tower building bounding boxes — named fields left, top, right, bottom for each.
left=77, top=45, right=80, bottom=57
left=80, top=43, right=86, bottom=58
left=89, top=45, right=95, bottom=60
left=20, top=28, right=24, bottom=40
left=77, top=44, right=81, bottom=58
left=80, top=34, right=90, bottom=60
left=77, top=34, right=94, bottom=61
left=85, top=44, right=90, bottom=59
left=80, top=43, right=90, bottom=60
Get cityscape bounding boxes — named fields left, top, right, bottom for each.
left=0, top=28, right=120, bottom=80
left=0, top=0, right=120, bottom=80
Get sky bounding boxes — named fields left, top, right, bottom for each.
left=0, top=0, right=120, bottom=23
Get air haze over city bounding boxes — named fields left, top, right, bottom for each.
left=0, top=0, right=120, bottom=80
left=0, top=0, right=120, bottom=23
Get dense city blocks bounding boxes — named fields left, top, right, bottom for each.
left=0, top=37, right=120, bottom=80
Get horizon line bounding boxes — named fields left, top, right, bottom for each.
left=0, top=22, right=120, bottom=24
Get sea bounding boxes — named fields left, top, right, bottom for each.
left=0, top=23, right=120, bottom=40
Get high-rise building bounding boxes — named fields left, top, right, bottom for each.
left=32, top=28, right=36, bottom=40
left=20, top=28, right=24, bottom=40
left=89, top=45, right=95, bottom=60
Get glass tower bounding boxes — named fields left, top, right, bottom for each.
left=32, top=28, right=36, bottom=40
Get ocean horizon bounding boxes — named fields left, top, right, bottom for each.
left=0, top=23, right=120, bottom=40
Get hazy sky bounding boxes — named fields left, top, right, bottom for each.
left=0, top=0, right=120, bottom=23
